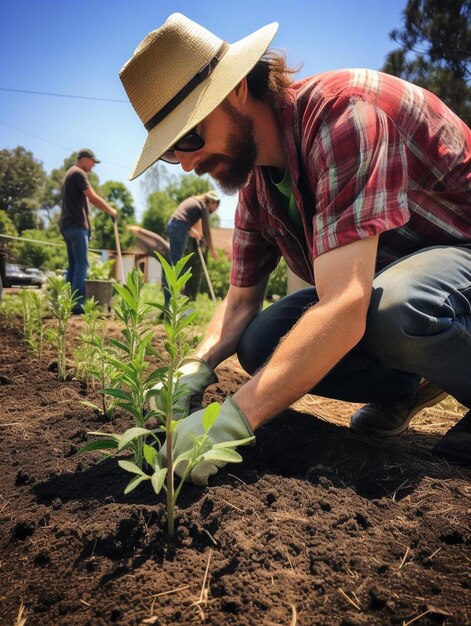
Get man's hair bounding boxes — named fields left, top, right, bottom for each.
left=246, top=50, right=300, bottom=104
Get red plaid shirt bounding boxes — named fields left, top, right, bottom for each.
left=231, top=69, right=471, bottom=287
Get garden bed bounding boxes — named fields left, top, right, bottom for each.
left=1, top=317, right=470, bottom=625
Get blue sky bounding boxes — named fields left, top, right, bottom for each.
left=0, top=0, right=407, bottom=225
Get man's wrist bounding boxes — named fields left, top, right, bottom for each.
left=225, top=397, right=254, bottom=437
left=232, top=389, right=263, bottom=431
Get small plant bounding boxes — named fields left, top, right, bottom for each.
left=73, top=297, right=101, bottom=385
left=19, top=290, right=49, bottom=361
left=81, top=269, right=164, bottom=464
left=0, top=294, right=23, bottom=327
left=46, top=274, right=79, bottom=380
left=81, top=257, right=250, bottom=538
left=81, top=331, right=122, bottom=418
left=19, top=290, right=36, bottom=347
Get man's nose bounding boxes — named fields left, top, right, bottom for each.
left=176, top=150, right=200, bottom=172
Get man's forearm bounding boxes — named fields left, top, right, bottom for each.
left=85, top=188, right=115, bottom=216
left=194, top=285, right=265, bottom=369
left=234, top=296, right=367, bottom=430
left=92, top=195, right=115, bottom=215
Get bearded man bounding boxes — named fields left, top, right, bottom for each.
left=120, top=13, right=471, bottom=484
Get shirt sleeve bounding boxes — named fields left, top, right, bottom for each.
left=305, top=96, right=410, bottom=257
left=71, top=169, right=90, bottom=193
left=231, top=183, right=281, bottom=287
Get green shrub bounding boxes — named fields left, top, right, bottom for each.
left=266, top=258, right=287, bottom=300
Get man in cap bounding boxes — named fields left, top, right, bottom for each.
left=163, top=190, right=220, bottom=307
left=120, top=13, right=471, bottom=483
left=60, top=149, right=117, bottom=313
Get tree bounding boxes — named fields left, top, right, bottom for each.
left=140, top=162, right=170, bottom=196
left=0, top=146, right=47, bottom=233
left=141, top=190, right=175, bottom=237
left=10, top=218, right=67, bottom=270
left=382, top=0, right=471, bottom=121
left=92, top=181, right=136, bottom=250
left=165, top=173, right=214, bottom=205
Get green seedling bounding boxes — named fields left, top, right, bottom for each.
left=19, top=290, right=49, bottom=361
left=0, top=294, right=23, bottom=327
left=19, top=290, right=35, bottom=347
left=81, top=257, right=249, bottom=538
left=46, top=274, right=80, bottom=380
left=74, top=297, right=103, bottom=387
left=81, top=269, right=164, bottom=464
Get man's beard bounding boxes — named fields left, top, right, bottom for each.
left=194, top=104, right=258, bottom=195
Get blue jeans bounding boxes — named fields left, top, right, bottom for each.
left=61, top=226, right=90, bottom=311
left=237, top=245, right=471, bottom=407
left=163, top=218, right=190, bottom=307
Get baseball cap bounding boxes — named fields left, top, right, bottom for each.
left=77, top=149, right=101, bottom=163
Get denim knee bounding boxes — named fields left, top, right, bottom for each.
left=237, top=288, right=318, bottom=375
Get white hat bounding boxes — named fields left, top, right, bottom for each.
left=120, top=13, right=278, bottom=180
left=205, top=190, right=220, bottom=202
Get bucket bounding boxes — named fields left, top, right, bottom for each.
left=85, top=279, right=114, bottom=312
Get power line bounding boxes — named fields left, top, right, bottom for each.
left=0, top=86, right=129, bottom=104
left=0, top=119, right=74, bottom=152
left=0, top=119, right=129, bottom=171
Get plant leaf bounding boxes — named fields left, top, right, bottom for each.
left=113, top=284, right=139, bottom=313
left=118, top=427, right=152, bottom=450
left=150, top=468, right=167, bottom=494
left=202, top=448, right=243, bottom=463
left=202, top=402, right=221, bottom=432
left=124, top=474, right=149, bottom=495
left=118, top=460, right=147, bottom=476
left=101, top=388, right=133, bottom=401
left=78, top=439, right=119, bottom=453
left=213, top=436, right=255, bottom=448
left=109, top=338, right=130, bottom=353
left=87, top=431, right=121, bottom=442
left=173, top=448, right=195, bottom=467
left=143, top=444, right=157, bottom=468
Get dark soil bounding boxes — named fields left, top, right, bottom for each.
left=1, top=316, right=470, bottom=626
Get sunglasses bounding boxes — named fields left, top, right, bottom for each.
left=159, top=127, right=205, bottom=164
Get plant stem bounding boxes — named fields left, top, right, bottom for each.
left=166, top=362, right=175, bottom=538
left=166, top=429, right=174, bottom=538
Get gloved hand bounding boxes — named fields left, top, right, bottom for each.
left=150, top=357, right=217, bottom=420
left=160, top=397, right=255, bottom=486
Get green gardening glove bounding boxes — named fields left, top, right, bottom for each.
left=160, top=397, right=255, bottom=486
left=150, top=357, right=217, bottom=420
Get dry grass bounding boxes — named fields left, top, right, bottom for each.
left=292, top=393, right=466, bottom=437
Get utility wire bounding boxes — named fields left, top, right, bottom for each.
left=0, top=86, right=129, bottom=103
left=0, top=233, right=106, bottom=254
left=0, top=119, right=75, bottom=152
left=0, top=119, right=130, bottom=171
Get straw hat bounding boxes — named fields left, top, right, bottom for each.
left=120, top=13, right=278, bottom=180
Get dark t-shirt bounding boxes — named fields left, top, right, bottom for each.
left=60, top=166, right=91, bottom=230
left=171, top=196, right=211, bottom=243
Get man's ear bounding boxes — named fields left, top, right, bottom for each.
left=227, top=77, right=248, bottom=107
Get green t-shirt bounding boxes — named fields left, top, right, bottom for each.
left=268, top=168, right=303, bottom=235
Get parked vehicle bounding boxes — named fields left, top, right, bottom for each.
left=25, top=268, right=46, bottom=288
left=3, top=263, right=33, bottom=287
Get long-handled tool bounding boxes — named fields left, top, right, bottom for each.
left=195, top=239, right=216, bottom=303
left=112, top=216, right=125, bottom=283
